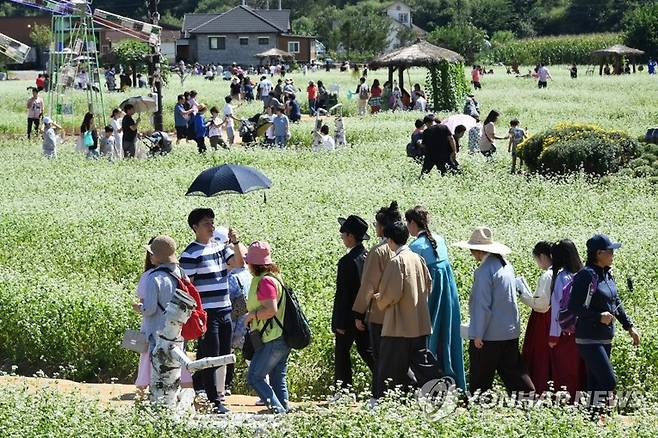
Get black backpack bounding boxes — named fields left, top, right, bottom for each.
left=267, top=275, right=312, bottom=350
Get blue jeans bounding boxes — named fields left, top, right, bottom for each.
left=247, top=337, right=290, bottom=413
left=275, top=135, right=287, bottom=148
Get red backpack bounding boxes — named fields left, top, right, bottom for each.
left=155, top=267, right=207, bottom=341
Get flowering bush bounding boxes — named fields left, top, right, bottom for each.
left=518, top=123, right=641, bottom=175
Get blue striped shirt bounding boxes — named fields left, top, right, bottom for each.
left=180, top=240, right=234, bottom=311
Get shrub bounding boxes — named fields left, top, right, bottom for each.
left=518, top=123, right=641, bottom=175
left=484, top=33, right=623, bottom=65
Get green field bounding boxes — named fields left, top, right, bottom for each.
left=0, top=67, right=657, bottom=435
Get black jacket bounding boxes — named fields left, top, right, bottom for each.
left=568, top=264, right=633, bottom=343
left=332, top=244, right=367, bottom=332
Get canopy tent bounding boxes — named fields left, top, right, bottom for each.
left=592, top=44, right=645, bottom=75
left=369, top=39, right=463, bottom=91
left=255, top=48, right=295, bottom=65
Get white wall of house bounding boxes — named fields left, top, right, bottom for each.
left=385, top=2, right=412, bottom=28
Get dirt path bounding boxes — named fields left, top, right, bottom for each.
left=0, top=375, right=276, bottom=414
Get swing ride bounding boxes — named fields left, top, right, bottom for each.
left=0, top=33, right=32, bottom=64
left=7, top=0, right=163, bottom=128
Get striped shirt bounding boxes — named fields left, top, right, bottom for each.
left=180, top=240, right=234, bottom=311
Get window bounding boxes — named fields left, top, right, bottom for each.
left=288, top=41, right=300, bottom=54
left=208, top=36, right=225, bottom=50
left=240, top=37, right=249, bottom=46
left=399, top=12, right=409, bottom=24
left=258, top=36, right=270, bottom=45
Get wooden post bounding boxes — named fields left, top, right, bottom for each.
left=633, top=56, right=636, bottom=73
left=388, top=66, right=394, bottom=87
left=398, top=66, right=404, bottom=91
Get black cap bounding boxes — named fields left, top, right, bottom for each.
left=586, top=234, right=622, bottom=252
left=338, top=215, right=370, bottom=241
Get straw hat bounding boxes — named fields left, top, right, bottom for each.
left=454, top=226, right=511, bottom=255
left=144, top=235, right=178, bottom=264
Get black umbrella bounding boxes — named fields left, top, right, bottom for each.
left=186, top=164, right=272, bottom=222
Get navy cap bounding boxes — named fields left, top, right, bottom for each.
left=586, top=234, right=622, bottom=252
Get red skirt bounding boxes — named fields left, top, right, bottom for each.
left=550, top=332, right=587, bottom=402
left=522, top=310, right=552, bottom=394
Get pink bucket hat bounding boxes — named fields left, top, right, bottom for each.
left=244, top=241, right=273, bottom=265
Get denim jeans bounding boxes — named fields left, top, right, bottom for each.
left=247, top=337, right=290, bottom=413
left=275, top=135, right=287, bottom=148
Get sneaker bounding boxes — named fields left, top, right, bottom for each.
left=224, top=389, right=232, bottom=396
left=255, top=399, right=266, bottom=406
left=212, top=402, right=231, bottom=415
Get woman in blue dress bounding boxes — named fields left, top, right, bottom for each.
left=405, top=206, right=466, bottom=390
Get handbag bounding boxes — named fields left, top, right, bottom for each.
left=121, top=329, right=148, bottom=354
left=83, top=130, right=94, bottom=148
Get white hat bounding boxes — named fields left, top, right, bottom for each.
left=453, top=226, right=511, bottom=255
left=43, top=116, right=52, bottom=125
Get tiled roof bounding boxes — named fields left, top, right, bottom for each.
left=188, top=6, right=290, bottom=34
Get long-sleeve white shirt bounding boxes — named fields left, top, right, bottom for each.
left=519, top=269, right=552, bottom=313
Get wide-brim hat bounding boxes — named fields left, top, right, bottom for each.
left=144, top=235, right=178, bottom=264
left=244, top=241, right=273, bottom=265
left=453, top=226, right=511, bottom=255
left=338, top=215, right=370, bottom=241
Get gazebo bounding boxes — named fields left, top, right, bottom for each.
left=369, top=39, right=463, bottom=91
left=592, top=44, right=645, bottom=75
left=255, top=48, right=295, bottom=65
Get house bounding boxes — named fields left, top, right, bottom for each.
left=177, top=4, right=317, bottom=66
left=382, top=1, right=427, bottom=50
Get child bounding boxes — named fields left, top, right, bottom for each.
left=100, top=125, right=115, bottom=157
left=313, top=124, right=335, bottom=152
left=42, top=117, right=60, bottom=159
left=287, top=94, right=301, bottom=123
left=207, top=106, right=227, bottom=151
left=110, top=108, right=124, bottom=159
left=223, top=96, right=237, bottom=146
left=508, top=119, right=527, bottom=173
left=468, top=117, right=482, bottom=154
left=407, top=119, right=424, bottom=160
left=194, top=104, right=208, bottom=153
left=272, top=106, right=289, bottom=148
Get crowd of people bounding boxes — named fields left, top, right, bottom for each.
left=406, top=97, right=529, bottom=175
left=130, top=202, right=639, bottom=416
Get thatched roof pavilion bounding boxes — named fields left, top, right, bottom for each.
left=369, top=39, right=463, bottom=90
left=255, top=48, right=295, bottom=65
left=592, top=44, right=645, bottom=75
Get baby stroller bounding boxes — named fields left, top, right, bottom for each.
left=141, top=131, right=173, bottom=156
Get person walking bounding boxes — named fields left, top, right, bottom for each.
left=369, top=79, right=383, bottom=114
left=406, top=206, right=465, bottom=391
left=121, top=104, right=139, bottom=158
left=306, top=81, right=317, bottom=116
left=518, top=241, right=553, bottom=394
left=27, top=88, right=44, bottom=140
left=194, top=104, right=209, bottom=153
left=356, top=77, right=370, bottom=116
left=568, top=234, right=640, bottom=411
left=455, top=227, right=535, bottom=395
left=244, top=241, right=291, bottom=414
left=479, top=110, right=507, bottom=158
left=41, top=116, right=61, bottom=159
left=133, top=237, right=156, bottom=391
left=180, top=208, right=244, bottom=414
left=374, top=221, right=433, bottom=398
left=548, top=239, right=587, bottom=401
left=420, top=123, right=458, bottom=175
left=353, top=201, right=401, bottom=402
left=537, top=63, right=552, bottom=89
left=80, top=112, right=99, bottom=159
left=110, top=108, right=124, bottom=160
left=333, top=215, right=374, bottom=390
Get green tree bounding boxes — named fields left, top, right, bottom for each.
left=623, top=3, right=658, bottom=60
left=469, top=0, right=515, bottom=35
left=428, top=22, right=488, bottom=63
left=29, top=23, right=52, bottom=68
left=114, top=40, right=150, bottom=86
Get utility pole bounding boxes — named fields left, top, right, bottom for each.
left=147, top=0, right=163, bottom=132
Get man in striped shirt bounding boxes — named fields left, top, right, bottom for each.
left=180, top=208, right=244, bottom=414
